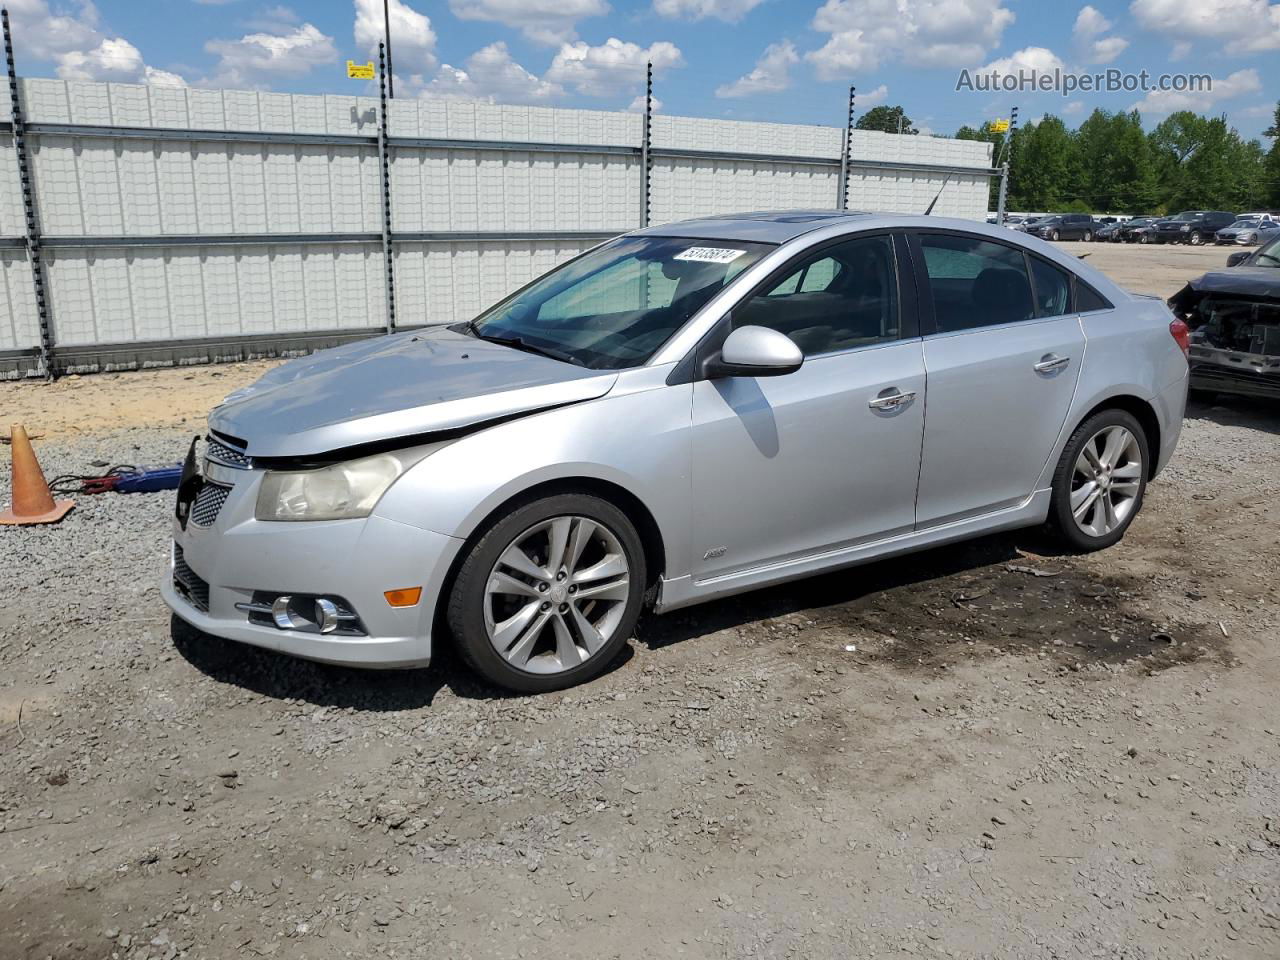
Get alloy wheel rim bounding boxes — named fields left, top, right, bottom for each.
left=1070, top=425, right=1143, bottom=538
left=483, top=515, right=631, bottom=675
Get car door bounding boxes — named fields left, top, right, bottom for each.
left=689, top=232, right=926, bottom=580
left=910, top=231, right=1085, bottom=527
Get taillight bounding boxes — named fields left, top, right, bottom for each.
left=1169, top=318, right=1190, bottom=357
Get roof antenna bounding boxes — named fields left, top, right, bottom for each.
left=923, top=174, right=950, bottom=215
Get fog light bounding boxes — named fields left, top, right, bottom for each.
left=384, top=587, right=422, bottom=607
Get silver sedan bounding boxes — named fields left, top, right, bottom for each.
left=163, top=211, right=1189, bottom=692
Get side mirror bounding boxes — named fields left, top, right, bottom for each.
left=1226, top=251, right=1249, bottom=268
left=703, top=325, right=804, bottom=379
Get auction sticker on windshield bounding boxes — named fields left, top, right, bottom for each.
left=673, top=247, right=747, bottom=264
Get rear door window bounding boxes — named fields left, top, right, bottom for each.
left=918, top=233, right=1035, bottom=332
left=1029, top=256, right=1072, bottom=318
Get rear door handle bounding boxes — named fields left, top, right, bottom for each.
left=868, top=389, right=916, bottom=410
left=1033, top=354, right=1070, bottom=373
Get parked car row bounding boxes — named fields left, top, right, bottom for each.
left=995, top=211, right=1279, bottom=246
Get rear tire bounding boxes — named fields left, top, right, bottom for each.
left=1048, top=409, right=1149, bottom=552
left=446, top=493, right=646, bottom=694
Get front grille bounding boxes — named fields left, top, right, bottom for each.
left=173, top=545, right=210, bottom=613
left=206, top=435, right=252, bottom=469
left=190, top=482, right=231, bottom=527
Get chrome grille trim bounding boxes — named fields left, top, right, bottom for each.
left=206, top=435, right=252, bottom=470
left=191, top=482, right=231, bottom=527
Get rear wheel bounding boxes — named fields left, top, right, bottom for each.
left=1048, top=409, right=1149, bottom=552
left=446, top=494, right=646, bottom=693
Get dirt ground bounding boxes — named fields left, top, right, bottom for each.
left=3, top=240, right=1279, bottom=959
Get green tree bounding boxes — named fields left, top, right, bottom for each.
left=1151, top=112, right=1267, bottom=210
left=1264, top=101, right=1280, bottom=208
left=856, top=105, right=917, bottom=135
left=1008, top=115, right=1080, bottom=210
left=1075, top=109, right=1159, bottom=213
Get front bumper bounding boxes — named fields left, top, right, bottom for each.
left=1189, top=346, right=1280, bottom=400
left=161, top=473, right=465, bottom=668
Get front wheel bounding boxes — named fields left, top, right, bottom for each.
left=1050, top=229, right=1060, bottom=241
left=446, top=494, right=646, bottom=693
left=1188, top=231, right=1203, bottom=246
left=1048, top=409, right=1149, bottom=552
left=1083, top=230, right=1093, bottom=242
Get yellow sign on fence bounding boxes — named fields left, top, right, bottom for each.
left=347, top=60, right=375, bottom=80
left=991, top=118, right=1010, bottom=133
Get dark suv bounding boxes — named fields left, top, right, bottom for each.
left=1154, top=211, right=1236, bottom=246
left=1031, top=214, right=1098, bottom=241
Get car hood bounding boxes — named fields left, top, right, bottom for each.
left=209, top=326, right=618, bottom=458
left=1168, top=267, right=1280, bottom=313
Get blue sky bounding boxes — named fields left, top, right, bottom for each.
left=7, top=0, right=1279, bottom=140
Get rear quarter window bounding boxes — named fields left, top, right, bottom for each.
left=1075, top=280, right=1113, bottom=313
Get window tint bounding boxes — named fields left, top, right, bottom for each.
left=1075, top=280, right=1113, bottom=313
left=734, top=235, right=899, bottom=356
left=919, top=233, right=1035, bottom=332
left=1029, top=256, right=1072, bottom=318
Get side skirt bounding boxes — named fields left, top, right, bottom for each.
left=654, top=489, right=1052, bottom=613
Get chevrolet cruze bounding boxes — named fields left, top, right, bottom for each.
left=163, top=211, right=1189, bottom=692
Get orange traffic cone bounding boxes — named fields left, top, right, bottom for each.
left=0, top=424, right=74, bottom=525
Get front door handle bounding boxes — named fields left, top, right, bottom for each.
left=868, top=389, right=917, bottom=410
left=1033, top=354, right=1070, bottom=373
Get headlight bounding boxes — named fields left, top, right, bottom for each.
left=1180, top=224, right=1189, bottom=232
left=256, top=448, right=430, bottom=521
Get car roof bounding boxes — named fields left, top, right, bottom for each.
left=631, top=209, right=1131, bottom=302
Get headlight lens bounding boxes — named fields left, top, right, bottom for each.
left=256, top=449, right=426, bottom=521
left=1180, top=224, right=1189, bottom=232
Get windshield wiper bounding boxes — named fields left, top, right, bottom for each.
left=472, top=331, right=586, bottom=367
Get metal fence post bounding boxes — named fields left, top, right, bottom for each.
left=838, top=86, right=855, bottom=210
left=994, top=105, right=1018, bottom=224
left=376, top=41, right=396, bottom=335
left=640, top=60, right=652, bottom=228
left=3, top=9, right=54, bottom=379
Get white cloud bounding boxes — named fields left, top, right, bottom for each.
left=415, top=42, right=562, bottom=103
left=144, top=66, right=187, bottom=87
left=1169, top=40, right=1191, bottom=60
left=354, top=0, right=436, bottom=73
left=653, top=0, right=764, bottom=22
left=1073, top=5, right=1112, bottom=36
left=4, top=0, right=184, bottom=85
left=1072, top=4, right=1129, bottom=63
left=206, top=23, right=338, bottom=87
left=715, top=40, right=797, bottom=97
left=1063, top=100, right=1085, bottom=115
left=1131, top=66, right=1261, bottom=114
left=545, top=37, right=683, bottom=97
left=626, top=93, right=662, bottom=112
left=980, top=45, right=1066, bottom=78
left=807, top=0, right=1015, bottom=81
left=1087, top=35, right=1130, bottom=62
left=448, top=0, right=609, bottom=45
left=1130, top=0, right=1280, bottom=54
left=858, top=83, right=888, bottom=106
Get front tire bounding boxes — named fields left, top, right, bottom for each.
left=446, top=494, right=646, bottom=693
left=1048, top=409, right=1149, bottom=552
left=1083, top=229, right=1093, bottom=242
left=1050, top=229, right=1060, bottom=241
left=1189, top=231, right=1203, bottom=246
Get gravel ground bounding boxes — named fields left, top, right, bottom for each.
left=3, top=398, right=1280, bottom=960
left=3, top=241, right=1280, bottom=959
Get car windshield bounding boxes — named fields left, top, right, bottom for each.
left=1254, top=236, right=1280, bottom=266
left=1228, top=220, right=1259, bottom=228
left=466, top=235, right=773, bottom=370
left=1171, top=212, right=1205, bottom=221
